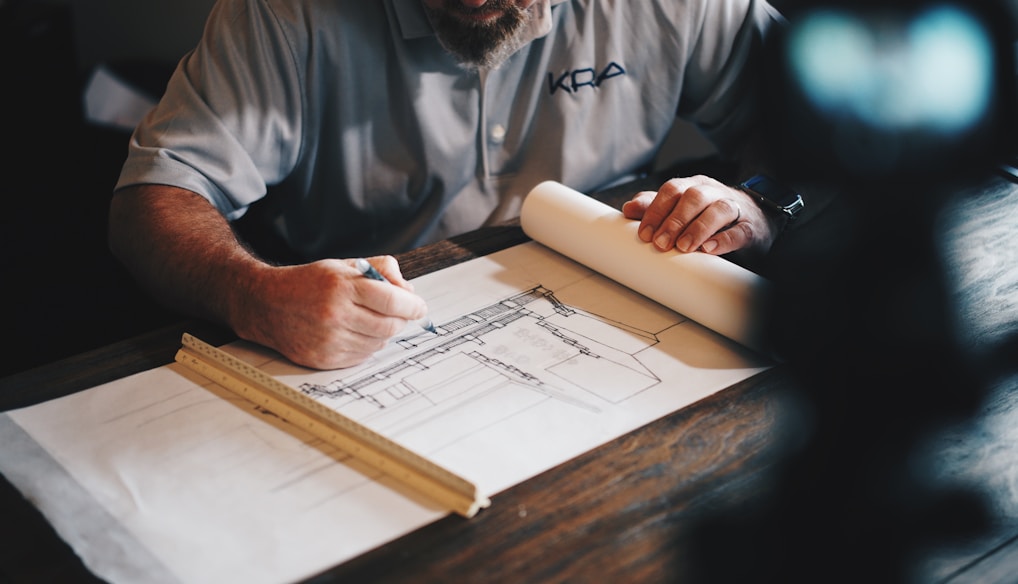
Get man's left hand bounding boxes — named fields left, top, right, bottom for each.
left=622, top=174, right=778, bottom=256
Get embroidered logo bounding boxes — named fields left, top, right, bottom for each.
left=547, top=62, right=626, bottom=95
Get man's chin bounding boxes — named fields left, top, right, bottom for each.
left=445, top=38, right=521, bottom=70
left=427, top=5, right=530, bottom=70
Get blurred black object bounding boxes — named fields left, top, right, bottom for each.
left=766, top=0, right=1017, bottom=185
left=685, top=1, right=1018, bottom=582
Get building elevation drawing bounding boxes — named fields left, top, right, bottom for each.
left=298, top=284, right=666, bottom=442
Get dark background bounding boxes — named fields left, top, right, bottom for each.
left=2, top=0, right=1016, bottom=379
left=1, top=0, right=195, bottom=378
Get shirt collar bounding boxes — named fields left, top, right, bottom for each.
left=392, top=0, right=567, bottom=40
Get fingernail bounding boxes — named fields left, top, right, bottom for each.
left=639, top=225, right=654, bottom=242
left=654, top=233, right=671, bottom=249
left=701, top=239, right=718, bottom=253
left=676, top=234, right=693, bottom=252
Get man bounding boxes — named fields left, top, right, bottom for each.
left=109, top=0, right=789, bottom=370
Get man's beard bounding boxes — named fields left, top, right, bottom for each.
left=423, top=0, right=533, bottom=70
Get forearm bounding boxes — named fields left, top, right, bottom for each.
left=107, top=184, right=267, bottom=330
left=108, top=185, right=431, bottom=370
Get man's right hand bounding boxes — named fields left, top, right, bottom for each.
left=233, top=256, right=429, bottom=369
left=109, top=185, right=428, bottom=370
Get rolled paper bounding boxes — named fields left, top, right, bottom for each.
left=520, top=180, right=771, bottom=355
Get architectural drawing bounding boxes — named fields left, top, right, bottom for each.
left=298, top=284, right=678, bottom=444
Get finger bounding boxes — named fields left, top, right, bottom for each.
left=648, top=185, right=715, bottom=251
left=362, top=255, right=414, bottom=290
left=725, top=203, right=742, bottom=230
left=633, top=176, right=717, bottom=244
left=636, top=184, right=682, bottom=244
left=621, top=191, right=657, bottom=220
left=674, top=197, right=743, bottom=252
left=701, top=222, right=752, bottom=255
left=354, top=276, right=429, bottom=328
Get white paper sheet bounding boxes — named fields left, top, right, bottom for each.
left=0, top=184, right=772, bottom=584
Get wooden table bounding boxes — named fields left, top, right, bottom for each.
left=2, top=170, right=1016, bottom=583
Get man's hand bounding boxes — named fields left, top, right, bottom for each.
left=622, top=175, right=778, bottom=256
left=109, top=185, right=429, bottom=371
left=233, top=256, right=430, bottom=370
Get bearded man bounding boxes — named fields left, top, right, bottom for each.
left=109, top=0, right=790, bottom=370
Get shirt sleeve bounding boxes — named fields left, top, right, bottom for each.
left=114, top=0, right=305, bottom=220
left=677, top=0, right=784, bottom=159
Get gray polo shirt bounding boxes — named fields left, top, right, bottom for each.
left=116, top=0, right=780, bottom=261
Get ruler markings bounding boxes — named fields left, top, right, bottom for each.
left=174, top=333, right=490, bottom=518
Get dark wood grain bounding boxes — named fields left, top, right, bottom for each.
left=1, top=172, right=1017, bottom=584
left=939, top=176, right=1018, bottom=378
left=313, top=368, right=789, bottom=583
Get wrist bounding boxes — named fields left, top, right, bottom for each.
left=222, top=259, right=276, bottom=341
left=737, top=174, right=805, bottom=234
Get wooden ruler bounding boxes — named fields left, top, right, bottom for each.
left=174, top=333, right=490, bottom=518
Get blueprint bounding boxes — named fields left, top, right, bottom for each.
left=0, top=189, right=773, bottom=584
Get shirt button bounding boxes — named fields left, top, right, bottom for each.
left=490, top=124, right=507, bottom=145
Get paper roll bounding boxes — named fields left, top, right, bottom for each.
left=519, top=180, right=770, bottom=354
